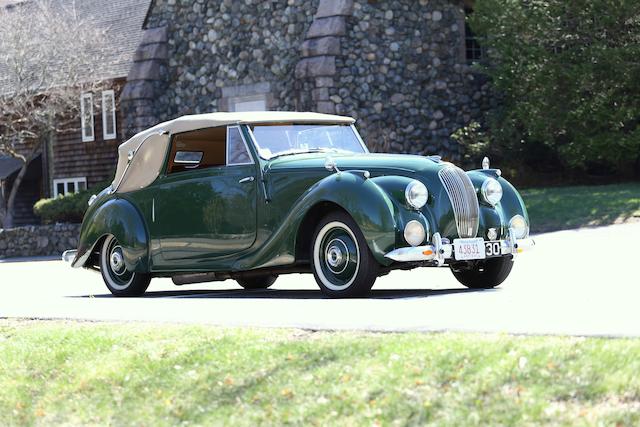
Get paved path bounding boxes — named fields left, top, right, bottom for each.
left=0, top=223, right=638, bottom=336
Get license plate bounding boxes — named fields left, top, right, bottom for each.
left=454, top=238, right=486, bottom=261
left=485, top=241, right=502, bottom=258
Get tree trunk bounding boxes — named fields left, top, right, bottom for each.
left=2, top=160, right=28, bottom=229
left=3, top=145, right=39, bottom=230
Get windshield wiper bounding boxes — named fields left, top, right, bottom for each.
left=267, top=148, right=339, bottom=160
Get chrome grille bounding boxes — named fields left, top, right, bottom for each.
left=438, top=166, right=480, bottom=238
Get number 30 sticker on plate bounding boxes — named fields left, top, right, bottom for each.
left=453, top=238, right=486, bottom=261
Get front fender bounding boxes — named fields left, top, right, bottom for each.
left=309, top=172, right=398, bottom=263
left=72, top=197, right=149, bottom=272
left=236, top=171, right=398, bottom=269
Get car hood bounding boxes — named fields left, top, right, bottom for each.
left=265, top=152, right=445, bottom=175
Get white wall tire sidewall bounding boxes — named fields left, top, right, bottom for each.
left=313, top=221, right=360, bottom=292
left=101, top=236, right=135, bottom=291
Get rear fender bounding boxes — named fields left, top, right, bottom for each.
left=72, top=198, right=149, bottom=272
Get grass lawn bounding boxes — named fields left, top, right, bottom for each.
left=521, top=182, right=640, bottom=233
left=1, top=321, right=639, bottom=426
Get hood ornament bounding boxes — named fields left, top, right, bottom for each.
left=482, top=156, right=490, bottom=170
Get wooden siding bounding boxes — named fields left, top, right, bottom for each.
left=51, top=80, right=126, bottom=190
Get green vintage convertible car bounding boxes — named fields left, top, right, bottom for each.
left=64, top=111, right=534, bottom=297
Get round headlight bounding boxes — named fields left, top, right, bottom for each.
left=404, top=220, right=426, bottom=247
left=405, top=180, right=428, bottom=210
left=481, top=178, right=503, bottom=206
left=509, top=215, right=529, bottom=239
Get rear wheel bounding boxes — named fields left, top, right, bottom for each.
left=100, top=235, right=151, bottom=297
left=450, top=256, right=513, bottom=289
left=237, top=275, right=278, bottom=290
left=311, top=211, right=379, bottom=298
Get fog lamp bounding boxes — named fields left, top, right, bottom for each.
left=404, top=220, right=426, bottom=247
left=509, top=215, right=529, bottom=239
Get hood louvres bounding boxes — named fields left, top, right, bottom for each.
left=438, top=166, right=480, bottom=238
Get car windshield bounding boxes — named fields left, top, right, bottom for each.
left=249, top=124, right=367, bottom=160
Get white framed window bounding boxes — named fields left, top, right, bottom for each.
left=230, top=95, right=267, bottom=112
left=101, top=90, right=117, bottom=140
left=80, top=93, right=94, bottom=142
left=53, top=177, right=87, bottom=197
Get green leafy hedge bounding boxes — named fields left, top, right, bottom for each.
left=34, top=182, right=110, bottom=224
left=468, top=0, right=640, bottom=177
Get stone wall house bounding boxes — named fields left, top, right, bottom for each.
left=122, top=0, right=491, bottom=160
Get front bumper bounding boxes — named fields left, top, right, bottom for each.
left=384, top=228, right=535, bottom=266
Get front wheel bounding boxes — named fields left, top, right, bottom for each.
left=100, top=235, right=151, bottom=297
left=450, top=256, right=514, bottom=289
left=311, top=211, right=379, bottom=298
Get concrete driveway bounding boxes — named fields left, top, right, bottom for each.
left=0, top=222, right=637, bottom=336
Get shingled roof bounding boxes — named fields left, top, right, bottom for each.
left=0, top=0, right=151, bottom=94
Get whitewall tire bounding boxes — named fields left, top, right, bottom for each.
left=100, top=235, right=151, bottom=297
left=310, top=211, right=379, bottom=297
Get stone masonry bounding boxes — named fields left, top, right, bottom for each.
left=126, top=0, right=493, bottom=161
left=0, top=224, right=81, bottom=259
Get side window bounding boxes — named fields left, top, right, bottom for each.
left=227, top=126, right=253, bottom=165
left=101, top=90, right=117, bottom=140
left=53, top=177, right=87, bottom=197
left=167, top=127, right=226, bottom=174
left=80, top=93, right=94, bottom=142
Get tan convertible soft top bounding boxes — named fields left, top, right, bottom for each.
left=112, top=111, right=356, bottom=193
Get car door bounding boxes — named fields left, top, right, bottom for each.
left=150, top=125, right=258, bottom=269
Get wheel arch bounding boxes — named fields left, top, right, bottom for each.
left=295, top=201, right=349, bottom=264
left=293, top=172, right=398, bottom=266
left=72, top=198, right=150, bottom=273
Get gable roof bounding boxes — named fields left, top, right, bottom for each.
left=0, top=0, right=151, bottom=94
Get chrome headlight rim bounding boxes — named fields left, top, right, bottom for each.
left=404, top=220, right=427, bottom=247
left=405, top=180, right=428, bottom=210
left=509, top=215, right=529, bottom=239
left=481, top=178, right=503, bottom=206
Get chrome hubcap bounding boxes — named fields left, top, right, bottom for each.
left=326, top=245, right=343, bottom=268
left=324, top=238, right=349, bottom=274
left=109, top=246, right=126, bottom=276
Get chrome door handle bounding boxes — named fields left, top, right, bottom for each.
left=239, top=176, right=255, bottom=184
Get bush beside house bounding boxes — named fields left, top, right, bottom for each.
left=33, top=180, right=110, bottom=224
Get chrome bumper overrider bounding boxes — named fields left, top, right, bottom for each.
left=62, top=249, right=77, bottom=264
left=384, top=229, right=535, bottom=266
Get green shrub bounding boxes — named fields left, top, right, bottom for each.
left=34, top=181, right=110, bottom=224
left=469, top=0, right=640, bottom=176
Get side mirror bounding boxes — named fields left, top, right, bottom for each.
left=324, top=156, right=340, bottom=173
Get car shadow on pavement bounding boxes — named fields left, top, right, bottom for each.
left=74, top=288, right=491, bottom=300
